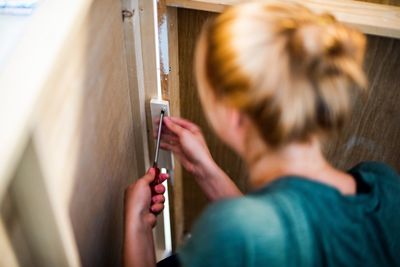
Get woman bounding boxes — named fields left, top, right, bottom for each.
left=123, top=2, right=400, bottom=267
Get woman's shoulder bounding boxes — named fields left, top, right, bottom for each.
left=193, top=180, right=314, bottom=237
left=179, top=197, right=289, bottom=267
left=349, top=161, right=400, bottom=188
left=198, top=196, right=282, bottom=229
left=190, top=196, right=288, bottom=248
left=349, top=161, right=399, bottom=177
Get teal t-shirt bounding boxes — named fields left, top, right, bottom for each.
left=178, top=161, right=400, bottom=267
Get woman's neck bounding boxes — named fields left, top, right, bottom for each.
left=246, top=138, right=356, bottom=195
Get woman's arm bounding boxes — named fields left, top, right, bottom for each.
left=124, top=220, right=155, bottom=267
left=161, top=116, right=242, bottom=200
left=124, top=168, right=168, bottom=267
left=193, top=157, right=243, bottom=201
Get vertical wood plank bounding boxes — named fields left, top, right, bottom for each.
left=165, top=6, right=185, bottom=248
left=138, top=0, right=161, bottom=162
left=156, top=0, right=175, bottom=257
left=177, top=9, right=249, bottom=233
left=33, top=0, right=137, bottom=266
left=66, top=0, right=134, bottom=265
left=123, top=0, right=173, bottom=259
left=122, top=0, right=150, bottom=176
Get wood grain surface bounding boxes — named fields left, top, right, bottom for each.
left=324, top=35, right=400, bottom=170
left=359, top=0, right=400, bottom=6
left=177, top=9, right=248, bottom=233
left=33, top=0, right=136, bottom=265
left=167, top=0, right=400, bottom=39
left=165, top=6, right=185, bottom=248
left=177, top=8, right=400, bottom=232
left=65, top=0, right=135, bottom=266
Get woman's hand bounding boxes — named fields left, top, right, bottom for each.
left=124, top=168, right=167, bottom=267
left=160, top=116, right=242, bottom=200
left=124, top=168, right=168, bottom=229
left=160, top=116, right=213, bottom=178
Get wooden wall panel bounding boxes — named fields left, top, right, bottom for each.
left=177, top=8, right=400, bottom=232
left=165, top=6, right=185, bottom=248
left=66, top=0, right=135, bottom=266
left=177, top=9, right=248, bottom=233
left=324, top=36, right=400, bottom=170
left=32, top=0, right=136, bottom=265
left=358, top=0, right=400, bottom=6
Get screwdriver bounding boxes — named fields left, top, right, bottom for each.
left=151, top=108, right=166, bottom=188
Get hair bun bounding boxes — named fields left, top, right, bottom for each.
left=292, top=23, right=343, bottom=61
left=291, top=19, right=366, bottom=88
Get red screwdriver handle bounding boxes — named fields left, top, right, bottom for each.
left=151, top=165, right=161, bottom=184
left=150, top=164, right=162, bottom=197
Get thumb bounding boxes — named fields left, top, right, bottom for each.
left=143, top=168, right=156, bottom=183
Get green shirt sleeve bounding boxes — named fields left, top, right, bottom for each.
left=178, top=198, right=286, bottom=267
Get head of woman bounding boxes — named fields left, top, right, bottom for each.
left=195, top=2, right=366, bottom=166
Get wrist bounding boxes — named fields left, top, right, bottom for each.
left=125, top=209, right=151, bottom=233
left=193, top=157, right=221, bottom=181
left=125, top=215, right=152, bottom=235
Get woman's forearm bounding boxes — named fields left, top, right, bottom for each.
left=124, top=220, right=156, bottom=267
left=195, top=160, right=243, bottom=201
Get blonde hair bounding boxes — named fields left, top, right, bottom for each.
left=200, top=2, right=366, bottom=148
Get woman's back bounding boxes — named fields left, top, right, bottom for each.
left=179, top=162, right=400, bottom=267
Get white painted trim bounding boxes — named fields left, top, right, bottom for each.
left=153, top=0, right=163, bottom=99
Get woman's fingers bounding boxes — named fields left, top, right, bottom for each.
left=163, top=117, right=184, bottom=137
left=157, top=173, right=169, bottom=184
left=150, top=174, right=167, bottom=215
left=168, top=116, right=200, bottom=133
left=160, top=142, right=191, bottom=167
left=153, top=126, right=176, bottom=138
left=152, top=194, right=165, bottom=204
left=161, top=126, right=175, bottom=136
left=158, top=117, right=200, bottom=141
left=154, top=184, right=165, bottom=194
left=160, top=142, right=186, bottom=160
left=160, top=142, right=194, bottom=169
left=160, top=141, right=181, bottom=154
left=161, top=132, right=179, bottom=143
left=150, top=203, right=164, bottom=215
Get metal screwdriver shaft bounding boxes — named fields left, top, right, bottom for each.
left=153, top=109, right=165, bottom=166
